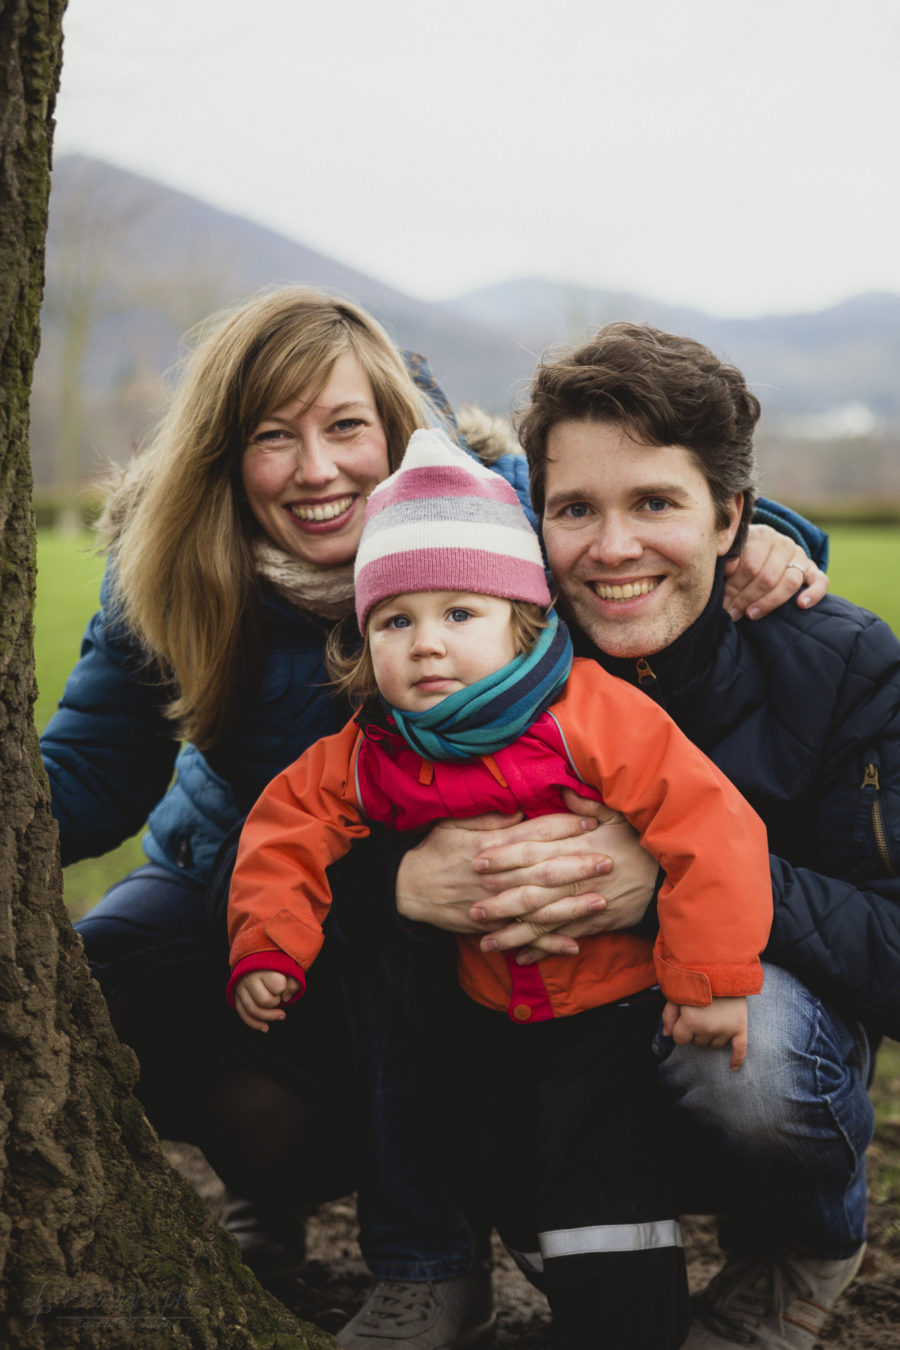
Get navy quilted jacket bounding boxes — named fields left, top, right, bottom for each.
left=586, top=580, right=900, bottom=1040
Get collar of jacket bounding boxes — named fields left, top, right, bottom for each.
left=571, top=556, right=731, bottom=707
left=354, top=699, right=400, bottom=741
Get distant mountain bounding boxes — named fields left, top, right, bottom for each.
left=31, top=155, right=900, bottom=501
left=442, top=279, right=900, bottom=422
left=38, top=154, right=532, bottom=413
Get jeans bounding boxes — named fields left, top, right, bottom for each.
left=656, top=962, right=874, bottom=1258
left=338, top=934, right=482, bottom=1280
left=75, top=863, right=221, bottom=990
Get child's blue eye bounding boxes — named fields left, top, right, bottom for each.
left=386, top=614, right=411, bottom=629
left=449, top=609, right=472, bottom=623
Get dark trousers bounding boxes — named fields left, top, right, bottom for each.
left=449, top=990, right=690, bottom=1350
left=74, top=863, right=357, bottom=1206
left=74, top=861, right=473, bottom=1277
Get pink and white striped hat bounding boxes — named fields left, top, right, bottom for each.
left=354, top=427, right=549, bottom=631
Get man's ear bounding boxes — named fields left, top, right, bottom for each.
left=717, top=492, right=744, bottom=555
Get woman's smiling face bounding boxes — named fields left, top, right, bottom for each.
left=241, top=350, right=390, bottom=567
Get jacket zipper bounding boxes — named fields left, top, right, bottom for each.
left=861, top=762, right=897, bottom=876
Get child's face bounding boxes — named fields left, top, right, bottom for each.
left=369, top=591, right=518, bottom=712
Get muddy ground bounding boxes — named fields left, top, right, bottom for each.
left=169, top=1042, right=900, bottom=1348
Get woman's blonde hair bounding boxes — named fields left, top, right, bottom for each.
left=100, top=286, right=429, bottom=749
left=326, top=599, right=549, bottom=707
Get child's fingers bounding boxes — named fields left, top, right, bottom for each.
left=729, top=1029, right=748, bottom=1070
left=236, top=1003, right=276, bottom=1033
left=235, top=987, right=287, bottom=1032
left=661, top=1002, right=679, bottom=1037
left=257, top=971, right=291, bottom=1003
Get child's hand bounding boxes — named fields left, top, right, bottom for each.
left=662, top=996, right=748, bottom=1070
left=234, top=970, right=301, bottom=1032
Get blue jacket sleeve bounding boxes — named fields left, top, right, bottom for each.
left=752, top=497, right=829, bottom=569
left=764, top=614, right=900, bottom=1036
left=40, top=564, right=180, bottom=865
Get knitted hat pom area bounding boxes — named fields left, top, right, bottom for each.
left=353, top=428, right=550, bottom=633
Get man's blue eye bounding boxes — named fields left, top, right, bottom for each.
left=646, top=498, right=669, bottom=513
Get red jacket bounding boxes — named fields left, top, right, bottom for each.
left=228, top=659, right=772, bottom=1021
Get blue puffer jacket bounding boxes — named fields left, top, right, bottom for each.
left=41, top=447, right=534, bottom=886
left=584, top=574, right=900, bottom=1040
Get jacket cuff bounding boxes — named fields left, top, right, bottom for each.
left=654, top=949, right=765, bottom=1006
left=226, top=951, right=306, bottom=1007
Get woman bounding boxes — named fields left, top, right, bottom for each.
left=41, top=285, right=827, bottom=1343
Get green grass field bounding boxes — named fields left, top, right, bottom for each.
left=34, top=522, right=900, bottom=915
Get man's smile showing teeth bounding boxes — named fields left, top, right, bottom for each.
left=593, top=578, right=661, bottom=601
left=289, top=495, right=354, bottom=522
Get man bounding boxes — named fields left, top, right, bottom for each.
left=371, top=323, right=900, bottom=1349
left=498, top=322, right=897, bottom=1347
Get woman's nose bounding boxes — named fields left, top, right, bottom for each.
left=293, top=437, right=338, bottom=486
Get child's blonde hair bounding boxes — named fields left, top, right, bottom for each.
left=327, top=599, right=549, bottom=706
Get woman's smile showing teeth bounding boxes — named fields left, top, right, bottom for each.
left=289, top=495, right=354, bottom=524
left=593, top=578, right=661, bottom=601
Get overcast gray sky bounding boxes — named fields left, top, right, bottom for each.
left=54, top=0, right=900, bottom=317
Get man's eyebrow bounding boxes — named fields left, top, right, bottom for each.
left=545, top=481, right=695, bottom=510
left=544, top=487, right=591, bottom=511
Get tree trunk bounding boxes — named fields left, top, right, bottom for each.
left=0, top=3, right=334, bottom=1344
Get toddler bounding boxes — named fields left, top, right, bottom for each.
left=227, top=428, right=772, bottom=1350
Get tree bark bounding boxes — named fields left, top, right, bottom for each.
left=0, top=3, right=334, bottom=1344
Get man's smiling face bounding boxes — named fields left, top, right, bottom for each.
left=541, top=419, right=743, bottom=658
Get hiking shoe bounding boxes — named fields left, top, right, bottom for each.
left=335, top=1268, right=495, bottom=1348
left=222, top=1189, right=307, bottom=1284
left=684, top=1244, right=866, bottom=1347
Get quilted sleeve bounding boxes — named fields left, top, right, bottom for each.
left=40, top=564, right=179, bottom=864
left=765, top=611, right=900, bottom=1036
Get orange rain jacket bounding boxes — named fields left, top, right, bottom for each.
left=228, top=659, right=772, bottom=1022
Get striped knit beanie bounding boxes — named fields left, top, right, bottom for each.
left=355, top=428, right=550, bottom=632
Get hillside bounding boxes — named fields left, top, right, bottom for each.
left=31, top=154, right=900, bottom=504
left=443, top=279, right=900, bottom=422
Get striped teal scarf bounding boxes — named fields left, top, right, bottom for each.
left=386, top=610, right=573, bottom=762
